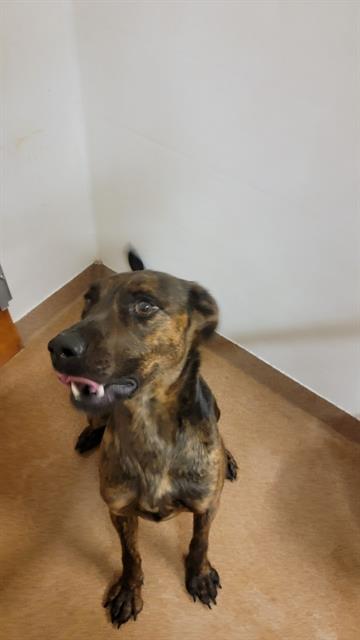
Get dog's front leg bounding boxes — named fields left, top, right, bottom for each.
left=104, top=513, right=144, bottom=628
left=75, top=413, right=108, bottom=454
left=185, top=509, right=221, bottom=607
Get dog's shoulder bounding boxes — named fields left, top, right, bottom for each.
left=179, top=373, right=219, bottom=429
left=195, top=376, right=219, bottom=423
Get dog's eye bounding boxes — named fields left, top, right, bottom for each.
left=134, top=300, right=158, bottom=318
left=82, top=286, right=100, bottom=318
left=83, top=293, right=96, bottom=308
left=84, top=285, right=100, bottom=304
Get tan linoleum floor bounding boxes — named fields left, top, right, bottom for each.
left=1, top=299, right=360, bottom=640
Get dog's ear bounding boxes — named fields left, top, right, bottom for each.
left=188, top=283, right=219, bottom=341
left=127, top=248, right=145, bottom=271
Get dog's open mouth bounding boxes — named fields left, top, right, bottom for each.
left=56, top=373, right=138, bottom=409
left=57, top=374, right=105, bottom=399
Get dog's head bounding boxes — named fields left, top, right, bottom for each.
left=48, top=269, right=218, bottom=413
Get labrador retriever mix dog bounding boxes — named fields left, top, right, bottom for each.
left=48, top=251, right=237, bottom=628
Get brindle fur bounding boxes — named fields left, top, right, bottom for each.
left=49, top=255, right=237, bottom=628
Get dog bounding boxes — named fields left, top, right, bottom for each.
left=48, top=250, right=237, bottom=628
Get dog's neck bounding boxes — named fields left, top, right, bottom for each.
left=116, top=348, right=204, bottom=439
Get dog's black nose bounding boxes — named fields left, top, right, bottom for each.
left=48, top=331, right=87, bottom=359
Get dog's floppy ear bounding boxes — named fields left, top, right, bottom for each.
left=127, top=248, right=145, bottom=271
left=188, top=282, right=219, bottom=341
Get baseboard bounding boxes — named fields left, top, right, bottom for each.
left=209, top=334, right=359, bottom=439
left=16, top=262, right=359, bottom=439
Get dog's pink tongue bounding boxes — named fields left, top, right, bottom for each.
left=56, top=373, right=100, bottom=392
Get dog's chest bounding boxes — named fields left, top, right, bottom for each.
left=127, top=432, right=185, bottom=513
left=100, top=415, right=211, bottom=518
left=137, top=467, right=174, bottom=515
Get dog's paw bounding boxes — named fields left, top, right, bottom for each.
left=186, top=565, right=221, bottom=608
left=104, top=579, right=143, bottom=628
left=225, top=448, right=238, bottom=481
left=75, top=425, right=106, bottom=454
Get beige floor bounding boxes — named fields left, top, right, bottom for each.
left=1, top=299, right=360, bottom=640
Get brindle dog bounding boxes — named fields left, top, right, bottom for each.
left=48, top=252, right=237, bottom=628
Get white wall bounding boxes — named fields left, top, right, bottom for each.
left=1, top=2, right=357, bottom=415
left=0, top=0, right=97, bottom=321
left=74, top=0, right=360, bottom=415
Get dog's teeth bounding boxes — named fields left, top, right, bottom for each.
left=96, top=385, right=105, bottom=398
left=71, top=382, right=81, bottom=399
